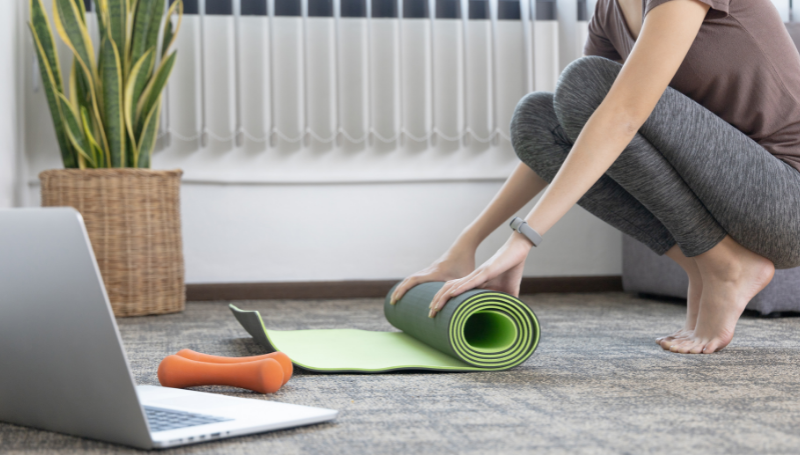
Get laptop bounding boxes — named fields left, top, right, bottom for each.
left=0, top=208, right=337, bottom=449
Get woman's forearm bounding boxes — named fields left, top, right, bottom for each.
left=524, top=101, right=639, bottom=236
left=455, top=162, right=548, bottom=250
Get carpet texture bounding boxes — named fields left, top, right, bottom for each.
left=2, top=292, right=800, bottom=454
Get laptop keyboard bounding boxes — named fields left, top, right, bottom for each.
left=144, top=406, right=233, bottom=432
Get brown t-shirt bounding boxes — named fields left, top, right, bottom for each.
left=584, top=0, right=800, bottom=172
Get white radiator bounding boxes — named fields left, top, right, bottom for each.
left=29, top=0, right=593, bottom=183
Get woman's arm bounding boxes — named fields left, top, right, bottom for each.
left=524, top=0, right=709, bottom=237
left=455, top=163, right=548, bottom=251
left=428, top=0, right=711, bottom=315
left=389, top=162, right=547, bottom=304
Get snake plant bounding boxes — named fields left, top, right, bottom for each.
left=29, top=0, right=183, bottom=168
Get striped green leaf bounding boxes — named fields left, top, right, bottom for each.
left=136, top=97, right=161, bottom=168
left=101, top=37, right=125, bottom=167
left=53, top=0, right=96, bottom=75
left=136, top=50, right=175, bottom=130
left=30, top=0, right=63, bottom=93
left=70, top=57, right=93, bottom=113
left=28, top=20, right=76, bottom=168
left=161, top=0, right=182, bottom=57
left=58, top=92, right=96, bottom=168
left=96, top=0, right=107, bottom=42
left=124, top=49, right=154, bottom=154
left=53, top=0, right=108, bottom=159
left=130, top=0, right=163, bottom=68
left=69, top=63, right=78, bottom=109
left=81, top=106, right=106, bottom=168
left=76, top=0, right=87, bottom=24
left=105, top=0, right=128, bottom=71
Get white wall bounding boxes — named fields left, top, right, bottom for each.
left=26, top=175, right=621, bottom=283
left=0, top=0, right=19, bottom=208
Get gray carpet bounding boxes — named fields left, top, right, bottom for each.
left=2, top=292, right=800, bottom=454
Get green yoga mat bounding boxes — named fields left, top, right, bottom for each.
left=230, top=282, right=540, bottom=372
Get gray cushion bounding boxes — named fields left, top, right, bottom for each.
left=622, top=235, right=800, bottom=315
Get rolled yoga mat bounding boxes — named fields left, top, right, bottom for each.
left=229, top=282, right=540, bottom=373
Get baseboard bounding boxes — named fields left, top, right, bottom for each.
left=186, top=276, right=623, bottom=301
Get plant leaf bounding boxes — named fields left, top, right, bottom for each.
left=96, top=0, right=108, bottom=41
left=130, top=0, right=163, bottom=68
left=53, top=0, right=110, bottom=163
left=136, top=50, right=175, bottom=130
left=70, top=57, right=93, bottom=113
left=124, top=49, right=154, bottom=158
left=105, top=0, right=128, bottom=70
left=136, top=97, right=161, bottom=168
left=161, top=0, right=182, bottom=57
left=28, top=20, right=76, bottom=168
left=69, top=63, right=78, bottom=110
left=101, top=37, right=126, bottom=167
left=76, top=0, right=87, bottom=24
left=30, top=0, right=64, bottom=93
left=58, top=92, right=96, bottom=168
left=53, top=0, right=96, bottom=76
left=81, top=106, right=105, bottom=168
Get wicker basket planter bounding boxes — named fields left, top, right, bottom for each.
left=39, top=169, right=185, bottom=317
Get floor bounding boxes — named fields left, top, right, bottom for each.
left=2, top=292, right=800, bottom=454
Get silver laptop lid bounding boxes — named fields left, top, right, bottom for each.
left=0, top=208, right=153, bottom=449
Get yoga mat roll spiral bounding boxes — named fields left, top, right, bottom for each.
left=230, top=282, right=540, bottom=373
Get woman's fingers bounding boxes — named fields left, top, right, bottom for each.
left=428, top=279, right=459, bottom=317
left=390, top=275, right=419, bottom=305
left=428, top=280, right=454, bottom=311
left=452, top=269, right=488, bottom=296
left=429, top=271, right=487, bottom=318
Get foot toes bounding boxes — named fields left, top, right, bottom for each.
left=668, top=341, right=687, bottom=353
left=688, top=343, right=706, bottom=354
left=668, top=338, right=698, bottom=354
left=702, top=339, right=725, bottom=354
left=660, top=339, right=675, bottom=351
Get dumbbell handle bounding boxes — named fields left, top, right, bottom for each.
left=176, top=349, right=293, bottom=385
left=158, top=355, right=284, bottom=394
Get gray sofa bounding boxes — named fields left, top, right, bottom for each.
left=622, top=235, right=800, bottom=315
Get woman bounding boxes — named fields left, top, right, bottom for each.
left=390, top=0, right=800, bottom=354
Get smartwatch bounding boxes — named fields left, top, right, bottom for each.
left=509, top=217, right=543, bottom=247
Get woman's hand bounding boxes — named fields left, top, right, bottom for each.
left=389, top=243, right=477, bottom=305
left=427, top=233, right=532, bottom=318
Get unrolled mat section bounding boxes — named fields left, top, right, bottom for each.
left=229, top=282, right=540, bottom=373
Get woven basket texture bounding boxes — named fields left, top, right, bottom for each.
left=39, top=169, right=185, bottom=317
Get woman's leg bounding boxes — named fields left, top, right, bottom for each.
left=659, top=245, right=704, bottom=344
left=553, top=56, right=800, bottom=268
left=510, top=91, right=677, bottom=254
left=551, top=56, right=800, bottom=352
left=510, top=92, right=705, bottom=340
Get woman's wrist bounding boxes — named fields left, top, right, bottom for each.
left=452, top=228, right=482, bottom=253
left=509, top=231, right=536, bottom=252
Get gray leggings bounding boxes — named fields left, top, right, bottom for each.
left=510, top=56, right=800, bottom=269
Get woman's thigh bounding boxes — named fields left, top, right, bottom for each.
left=554, top=56, right=800, bottom=268
left=510, top=91, right=676, bottom=255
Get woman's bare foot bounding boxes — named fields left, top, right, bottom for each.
left=655, top=246, right=703, bottom=349
left=664, top=236, right=774, bottom=354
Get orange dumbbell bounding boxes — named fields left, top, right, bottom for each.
left=157, top=351, right=293, bottom=394
left=175, top=349, right=293, bottom=385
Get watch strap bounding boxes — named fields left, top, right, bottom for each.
left=509, top=217, right=542, bottom=247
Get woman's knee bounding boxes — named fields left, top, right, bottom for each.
left=553, top=56, right=622, bottom=141
left=510, top=91, right=556, bottom=155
